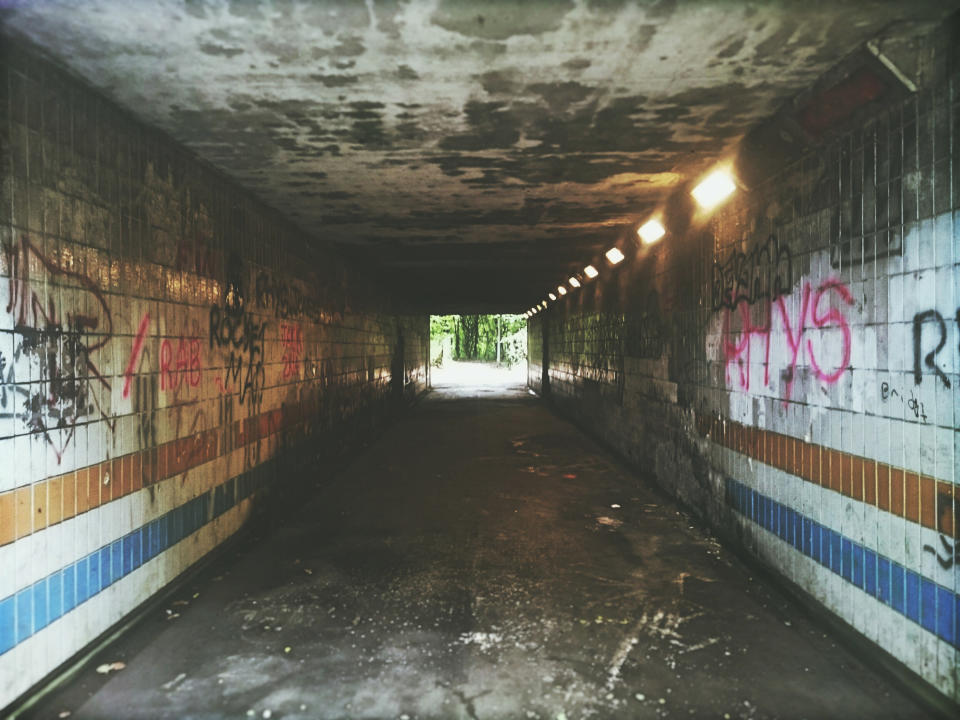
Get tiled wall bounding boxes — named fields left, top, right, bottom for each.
left=0, top=42, right=428, bottom=708
left=529, top=19, right=959, bottom=703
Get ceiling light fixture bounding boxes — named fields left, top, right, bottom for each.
left=548, top=292, right=557, bottom=301
left=637, top=219, right=666, bottom=245
left=541, top=301, right=547, bottom=308
left=568, top=277, right=581, bottom=288
left=557, top=286, right=567, bottom=296
left=691, top=169, right=736, bottom=210
left=584, top=265, right=598, bottom=279
left=605, top=247, right=625, bottom=264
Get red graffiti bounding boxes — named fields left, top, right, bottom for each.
left=721, top=277, right=853, bottom=407
left=175, top=229, right=217, bottom=277
left=123, top=313, right=151, bottom=399
left=160, top=336, right=202, bottom=391
left=280, top=323, right=303, bottom=379
left=807, top=279, right=853, bottom=383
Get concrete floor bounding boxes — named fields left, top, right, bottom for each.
left=30, top=380, right=930, bottom=719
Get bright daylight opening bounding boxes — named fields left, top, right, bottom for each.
left=430, top=314, right=527, bottom=394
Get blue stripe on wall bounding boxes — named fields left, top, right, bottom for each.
left=724, top=477, right=959, bottom=650
left=0, top=466, right=268, bottom=657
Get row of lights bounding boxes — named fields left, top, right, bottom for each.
left=524, top=168, right=737, bottom=318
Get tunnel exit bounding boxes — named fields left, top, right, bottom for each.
left=430, top=315, right=528, bottom=393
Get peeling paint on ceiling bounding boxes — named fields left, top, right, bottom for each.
left=2, top=0, right=956, bottom=310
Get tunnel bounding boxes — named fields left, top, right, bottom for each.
left=1, top=1, right=959, bottom=717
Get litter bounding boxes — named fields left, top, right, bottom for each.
left=95, top=662, right=126, bottom=675
left=162, top=673, right=186, bottom=690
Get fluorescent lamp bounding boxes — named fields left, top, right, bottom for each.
left=637, top=219, right=666, bottom=244
left=584, top=265, right=598, bottom=278
left=548, top=292, right=557, bottom=301
left=557, top=286, right=567, bottom=296
left=692, top=170, right=736, bottom=210
left=568, top=277, right=580, bottom=288
left=605, top=247, right=625, bottom=264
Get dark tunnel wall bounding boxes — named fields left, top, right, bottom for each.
left=528, top=19, right=960, bottom=703
left=0, top=41, right=428, bottom=706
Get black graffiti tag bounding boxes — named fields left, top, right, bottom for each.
left=209, top=304, right=267, bottom=407
left=711, top=235, right=792, bottom=311
left=912, top=310, right=951, bottom=388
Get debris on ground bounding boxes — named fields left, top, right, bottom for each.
left=95, top=662, right=126, bottom=675
left=161, top=673, right=186, bottom=690
left=596, top=516, right=622, bottom=528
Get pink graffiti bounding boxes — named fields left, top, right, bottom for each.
left=123, top=313, right=151, bottom=399
left=280, top=323, right=303, bottom=379
left=720, top=277, right=853, bottom=407
left=160, top=336, right=202, bottom=392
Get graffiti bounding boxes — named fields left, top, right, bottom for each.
left=624, top=289, right=664, bottom=359
left=255, top=271, right=316, bottom=321
left=711, top=235, right=792, bottom=312
left=123, top=314, right=152, bottom=399
left=175, top=229, right=217, bottom=277
left=0, top=351, right=28, bottom=419
left=923, top=535, right=959, bottom=570
left=720, top=277, right=853, bottom=407
left=280, top=323, right=303, bottom=379
left=209, top=304, right=266, bottom=407
left=912, top=310, right=956, bottom=388
left=133, top=373, right=158, bottom=453
left=160, top=336, right=203, bottom=392
left=218, top=395, right=235, bottom=454
left=4, top=234, right=115, bottom=462
left=879, top=382, right=928, bottom=422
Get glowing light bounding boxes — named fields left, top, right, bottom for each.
left=692, top=169, right=736, bottom=210
left=557, top=285, right=567, bottom=296
left=541, top=301, right=547, bottom=308
left=584, top=265, right=598, bottom=279
left=637, top=219, right=666, bottom=245
left=605, top=247, right=625, bottom=264
left=548, top=292, right=557, bottom=301
left=568, top=277, right=581, bottom=288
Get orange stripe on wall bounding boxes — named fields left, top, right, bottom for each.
left=0, top=398, right=318, bottom=547
left=695, top=414, right=957, bottom=539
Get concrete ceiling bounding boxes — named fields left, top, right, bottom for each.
left=2, top=0, right=956, bottom=312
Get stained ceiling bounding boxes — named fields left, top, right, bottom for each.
left=2, top=0, right=956, bottom=311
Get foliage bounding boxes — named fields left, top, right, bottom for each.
left=430, top=314, right=527, bottom=366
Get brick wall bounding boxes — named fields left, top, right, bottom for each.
left=0, top=41, right=428, bottom=707
left=529, top=19, right=959, bottom=703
